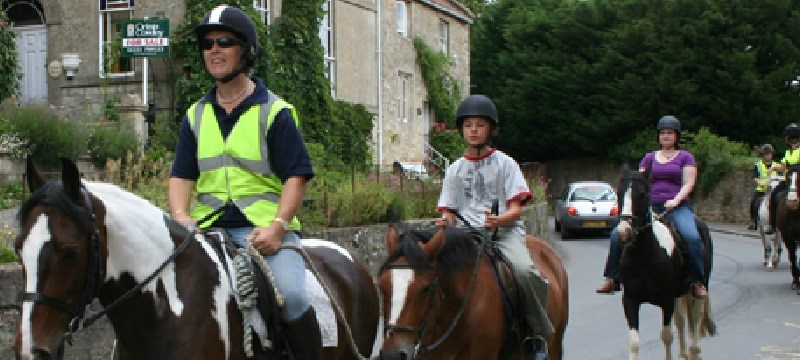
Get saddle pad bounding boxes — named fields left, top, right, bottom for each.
left=307, top=268, right=338, bottom=347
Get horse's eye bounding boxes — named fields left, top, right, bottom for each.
left=61, top=247, right=79, bottom=262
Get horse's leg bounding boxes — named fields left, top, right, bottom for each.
left=674, top=297, right=688, bottom=360
left=785, top=236, right=800, bottom=288
left=772, top=232, right=782, bottom=268
left=687, top=295, right=706, bottom=360
left=660, top=299, right=675, bottom=360
left=623, top=297, right=642, bottom=360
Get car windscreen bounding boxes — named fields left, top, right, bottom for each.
left=570, top=185, right=617, bottom=202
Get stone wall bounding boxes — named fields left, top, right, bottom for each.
left=0, top=202, right=548, bottom=357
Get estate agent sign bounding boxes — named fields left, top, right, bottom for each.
left=121, top=19, right=170, bottom=57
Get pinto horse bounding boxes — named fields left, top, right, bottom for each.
left=775, top=168, right=800, bottom=292
left=377, top=222, right=568, bottom=359
left=758, top=172, right=783, bottom=269
left=615, top=169, right=715, bottom=360
left=13, top=157, right=380, bottom=360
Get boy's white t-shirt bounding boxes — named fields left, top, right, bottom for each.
left=437, top=148, right=532, bottom=236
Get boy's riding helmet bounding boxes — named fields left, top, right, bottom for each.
left=656, top=115, right=681, bottom=133
left=762, top=144, right=774, bottom=154
left=456, top=94, right=499, bottom=135
left=784, top=123, right=800, bottom=139
left=195, top=5, right=258, bottom=83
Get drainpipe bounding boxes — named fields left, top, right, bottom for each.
left=376, top=0, right=383, bottom=168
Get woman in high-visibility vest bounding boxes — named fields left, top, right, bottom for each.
left=167, top=5, right=320, bottom=359
left=749, top=144, right=775, bottom=230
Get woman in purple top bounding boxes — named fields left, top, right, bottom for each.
left=595, top=115, right=708, bottom=298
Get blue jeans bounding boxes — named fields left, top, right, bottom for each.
left=227, top=227, right=309, bottom=321
left=603, top=204, right=706, bottom=285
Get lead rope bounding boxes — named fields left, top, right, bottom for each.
left=280, top=242, right=375, bottom=360
left=235, top=242, right=285, bottom=357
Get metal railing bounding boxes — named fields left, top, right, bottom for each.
left=424, top=142, right=450, bottom=172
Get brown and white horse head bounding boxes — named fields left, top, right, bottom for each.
left=14, top=157, right=228, bottom=359
left=616, top=169, right=649, bottom=245
left=378, top=224, right=479, bottom=359
left=14, top=157, right=108, bottom=359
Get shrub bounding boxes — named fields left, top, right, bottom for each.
left=0, top=105, right=87, bottom=169
left=87, top=126, right=139, bottom=167
left=0, top=223, right=17, bottom=264
left=0, top=179, right=24, bottom=208
left=428, top=122, right=464, bottom=162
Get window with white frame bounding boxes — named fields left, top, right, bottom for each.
left=319, top=0, right=336, bottom=96
left=99, top=0, right=133, bottom=77
left=253, top=0, right=271, bottom=25
left=439, top=19, right=449, bottom=54
left=396, top=1, right=408, bottom=36
left=398, top=72, right=411, bottom=123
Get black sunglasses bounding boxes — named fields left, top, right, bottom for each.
left=200, top=37, right=242, bottom=50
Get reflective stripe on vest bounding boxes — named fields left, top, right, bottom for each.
left=187, top=91, right=301, bottom=229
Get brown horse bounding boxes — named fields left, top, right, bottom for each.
left=377, top=222, right=568, bottom=359
left=13, top=157, right=380, bottom=359
left=776, top=168, right=800, bottom=292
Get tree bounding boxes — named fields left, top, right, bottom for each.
left=472, top=0, right=800, bottom=161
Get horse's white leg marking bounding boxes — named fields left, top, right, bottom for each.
left=688, top=296, right=705, bottom=360
left=628, top=329, right=640, bottom=360
left=389, top=269, right=413, bottom=325
left=197, top=239, right=233, bottom=360
left=301, top=238, right=355, bottom=262
left=18, top=214, right=50, bottom=358
left=661, top=325, right=674, bottom=360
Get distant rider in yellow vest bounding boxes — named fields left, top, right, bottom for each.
left=167, top=5, right=320, bottom=359
left=749, top=144, right=775, bottom=230
left=766, top=123, right=800, bottom=235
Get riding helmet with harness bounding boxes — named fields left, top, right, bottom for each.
left=456, top=94, right=499, bottom=148
left=195, top=5, right=259, bottom=83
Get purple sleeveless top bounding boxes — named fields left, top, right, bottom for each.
left=639, top=151, right=697, bottom=205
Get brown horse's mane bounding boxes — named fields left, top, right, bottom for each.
left=17, top=180, right=93, bottom=233
left=379, top=222, right=479, bottom=273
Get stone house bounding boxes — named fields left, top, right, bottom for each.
left=2, top=0, right=472, bottom=170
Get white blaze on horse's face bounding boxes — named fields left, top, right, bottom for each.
left=388, top=269, right=414, bottom=325
left=18, top=213, right=52, bottom=358
left=615, top=182, right=634, bottom=242
left=788, top=172, right=799, bottom=206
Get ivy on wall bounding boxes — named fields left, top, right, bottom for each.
left=413, top=36, right=462, bottom=129
left=0, top=10, right=19, bottom=102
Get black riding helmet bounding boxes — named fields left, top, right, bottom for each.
left=455, top=94, right=499, bottom=135
left=784, top=123, right=800, bottom=140
left=195, top=5, right=258, bottom=83
left=656, top=115, right=681, bottom=133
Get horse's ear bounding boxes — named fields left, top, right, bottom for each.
left=61, top=157, right=82, bottom=202
left=420, top=227, right=445, bottom=259
left=25, top=155, right=45, bottom=193
left=386, top=223, right=400, bottom=253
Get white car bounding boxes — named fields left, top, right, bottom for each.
left=554, top=181, right=620, bottom=240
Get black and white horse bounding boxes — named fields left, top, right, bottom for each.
left=615, top=169, right=716, bottom=360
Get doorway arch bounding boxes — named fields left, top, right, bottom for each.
left=3, top=0, right=47, bottom=103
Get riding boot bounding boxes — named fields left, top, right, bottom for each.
left=284, top=307, right=323, bottom=360
left=523, top=335, right=547, bottom=360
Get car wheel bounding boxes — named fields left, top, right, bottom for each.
left=561, top=227, right=572, bottom=240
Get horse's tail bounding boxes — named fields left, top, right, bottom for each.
left=700, top=297, right=717, bottom=337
